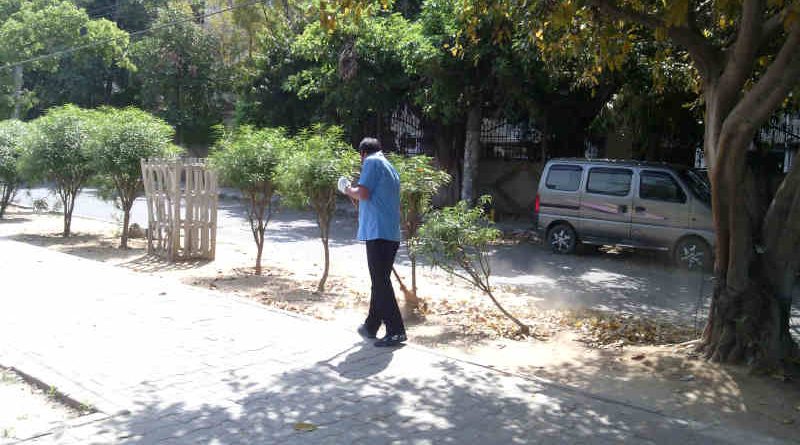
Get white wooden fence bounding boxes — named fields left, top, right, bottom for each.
left=141, top=158, right=218, bottom=261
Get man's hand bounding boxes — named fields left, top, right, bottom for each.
left=337, top=176, right=352, bottom=195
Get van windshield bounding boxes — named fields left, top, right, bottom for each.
left=679, top=168, right=711, bottom=205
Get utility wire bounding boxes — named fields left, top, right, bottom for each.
left=0, top=0, right=266, bottom=72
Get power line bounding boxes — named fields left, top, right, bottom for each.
left=0, top=0, right=267, bottom=72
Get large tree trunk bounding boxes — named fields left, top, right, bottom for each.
left=428, top=120, right=464, bottom=206
left=460, top=104, right=482, bottom=204
left=701, top=89, right=799, bottom=368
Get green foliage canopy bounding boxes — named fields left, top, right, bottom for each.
left=130, top=1, right=226, bottom=142
left=23, top=104, right=95, bottom=184
left=0, top=0, right=131, bottom=118
left=0, top=118, right=27, bottom=217
left=91, top=107, right=178, bottom=193
left=287, top=11, right=428, bottom=135
left=210, top=125, right=290, bottom=192
left=387, top=153, right=450, bottom=236
left=276, top=125, right=360, bottom=210
left=415, top=195, right=500, bottom=280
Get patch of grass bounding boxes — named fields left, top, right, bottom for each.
left=78, top=401, right=95, bottom=413
left=1, top=370, right=16, bottom=384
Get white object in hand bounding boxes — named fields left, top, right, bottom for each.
left=337, top=176, right=352, bottom=194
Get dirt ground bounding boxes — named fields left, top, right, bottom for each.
left=0, top=367, right=89, bottom=444
left=2, top=206, right=800, bottom=442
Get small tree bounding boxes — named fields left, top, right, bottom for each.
left=23, top=105, right=95, bottom=237
left=0, top=119, right=27, bottom=219
left=209, top=125, right=290, bottom=275
left=277, top=125, right=360, bottom=293
left=387, top=153, right=451, bottom=309
left=415, top=196, right=530, bottom=335
left=91, top=107, right=179, bottom=248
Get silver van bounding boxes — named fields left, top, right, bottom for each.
left=533, top=159, right=714, bottom=269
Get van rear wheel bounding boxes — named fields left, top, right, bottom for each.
left=547, top=223, right=577, bottom=254
left=674, top=237, right=711, bottom=271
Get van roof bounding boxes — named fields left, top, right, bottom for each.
left=547, top=158, right=689, bottom=170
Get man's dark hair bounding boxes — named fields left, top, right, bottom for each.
left=358, top=137, right=382, bottom=155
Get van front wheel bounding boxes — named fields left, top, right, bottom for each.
left=547, top=223, right=577, bottom=254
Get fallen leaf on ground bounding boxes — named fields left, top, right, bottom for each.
left=293, top=422, right=317, bottom=432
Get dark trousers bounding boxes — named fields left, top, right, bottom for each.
left=365, top=239, right=405, bottom=336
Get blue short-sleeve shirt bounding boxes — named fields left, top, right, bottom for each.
left=357, top=152, right=401, bottom=242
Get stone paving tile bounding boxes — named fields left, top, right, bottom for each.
left=0, top=239, right=792, bottom=445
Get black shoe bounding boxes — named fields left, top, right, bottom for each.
left=357, top=324, right=377, bottom=339
left=374, top=333, right=407, bottom=347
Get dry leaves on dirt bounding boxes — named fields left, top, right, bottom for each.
left=564, top=310, right=696, bottom=347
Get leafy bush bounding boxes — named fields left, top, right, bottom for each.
left=90, top=107, right=179, bottom=248
left=387, top=153, right=451, bottom=308
left=209, top=125, right=291, bottom=274
left=415, top=196, right=529, bottom=334
left=23, top=105, right=96, bottom=236
left=276, top=125, right=360, bottom=292
left=0, top=119, right=27, bottom=219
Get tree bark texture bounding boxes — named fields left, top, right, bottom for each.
left=314, top=190, right=336, bottom=293
left=460, top=104, right=482, bottom=204
left=0, top=182, right=16, bottom=219
left=246, top=185, right=274, bottom=276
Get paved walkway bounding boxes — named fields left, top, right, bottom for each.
left=0, top=240, right=789, bottom=444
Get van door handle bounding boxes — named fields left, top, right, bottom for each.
left=618, top=205, right=628, bottom=213
left=635, top=206, right=646, bottom=213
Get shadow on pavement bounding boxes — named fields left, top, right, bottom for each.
left=121, top=255, right=213, bottom=273
left=521, top=349, right=800, bottom=443
left=489, top=241, right=714, bottom=325
left=84, top=356, right=719, bottom=444
left=0, top=215, right=32, bottom=224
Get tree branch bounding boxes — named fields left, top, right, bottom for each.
left=716, top=0, right=765, bottom=104
left=586, top=0, right=723, bottom=79
left=727, top=21, right=800, bottom=133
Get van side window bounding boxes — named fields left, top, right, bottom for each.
left=640, top=171, right=686, bottom=203
left=545, top=165, right=583, bottom=191
left=586, top=168, right=632, bottom=196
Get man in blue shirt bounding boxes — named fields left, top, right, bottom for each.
left=343, top=137, right=406, bottom=347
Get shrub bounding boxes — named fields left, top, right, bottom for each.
left=276, top=125, right=360, bottom=292
left=23, top=105, right=95, bottom=236
left=415, top=196, right=530, bottom=335
left=209, top=125, right=290, bottom=274
left=90, top=107, right=179, bottom=248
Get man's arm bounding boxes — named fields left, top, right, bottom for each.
left=345, top=184, right=370, bottom=201
left=348, top=157, right=376, bottom=201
